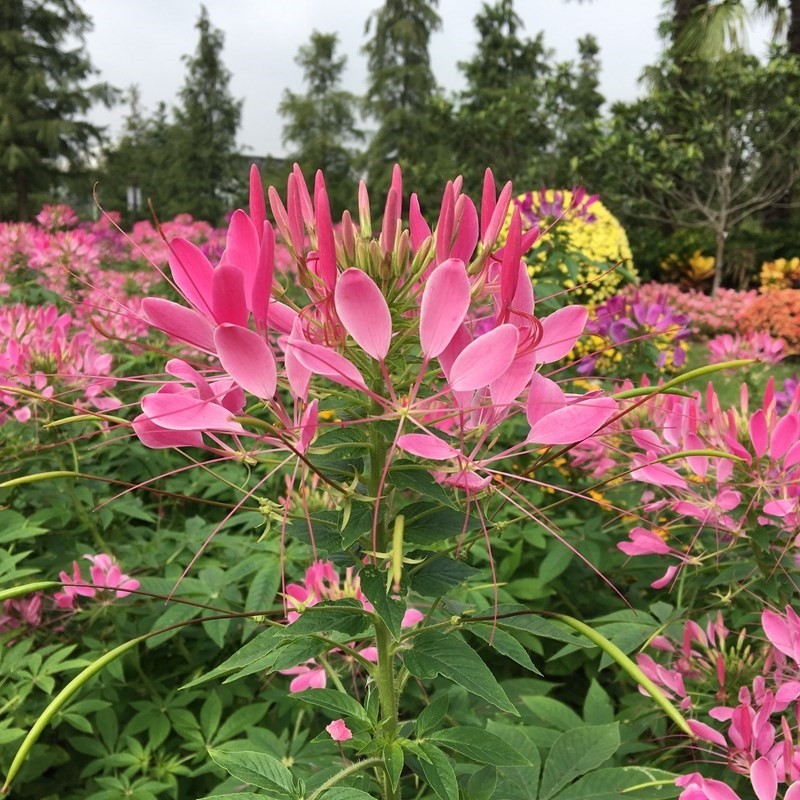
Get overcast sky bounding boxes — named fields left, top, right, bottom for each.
left=80, top=0, right=775, bottom=157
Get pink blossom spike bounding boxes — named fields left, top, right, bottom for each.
left=419, top=258, right=471, bottom=358
left=142, top=298, right=216, bottom=353
left=528, top=395, right=617, bottom=445
left=223, top=210, right=260, bottom=305
left=451, top=196, right=478, bottom=263
left=291, top=339, right=368, bottom=392
left=526, top=372, right=566, bottom=428
left=537, top=306, right=589, bottom=363
left=749, top=409, right=769, bottom=458
left=267, top=185, right=293, bottom=250
left=286, top=173, right=306, bottom=256
left=770, top=413, right=798, bottom=460
left=450, top=325, right=518, bottom=392
left=298, top=400, right=319, bottom=454
left=168, top=238, right=215, bottom=318
left=212, top=265, right=249, bottom=327
left=381, top=186, right=400, bottom=258
left=480, top=169, right=496, bottom=239
left=391, top=163, right=403, bottom=209
left=358, top=180, right=372, bottom=236
left=249, top=164, right=266, bottom=239
left=482, top=181, right=513, bottom=249
left=500, top=208, right=522, bottom=311
left=314, top=171, right=337, bottom=293
left=326, top=719, right=353, bottom=742
left=293, top=163, right=315, bottom=225
left=251, top=222, right=275, bottom=329
left=435, top=182, right=455, bottom=264
left=334, top=268, right=392, bottom=360
left=214, top=324, right=277, bottom=399
left=750, top=757, right=777, bottom=800
left=409, top=193, right=432, bottom=252
left=397, top=432, right=460, bottom=460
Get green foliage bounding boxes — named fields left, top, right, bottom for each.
left=0, top=0, right=115, bottom=220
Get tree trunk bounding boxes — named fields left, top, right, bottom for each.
left=712, top=228, right=726, bottom=295
left=789, top=0, right=800, bottom=56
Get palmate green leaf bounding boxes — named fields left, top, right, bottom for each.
left=539, top=723, right=621, bottom=800
left=358, top=567, right=404, bottom=640
left=401, top=501, right=480, bottom=546
left=340, top=502, right=374, bottom=548
left=552, top=766, right=679, bottom=799
left=208, top=749, right=294, bottom=796
left=295, top=689, right=369, bottom=722
left=404, top=631, right=517, bottom=714
left=428, top=727, right=531, bottom=765
left=417, top=742, right=458, bottom=800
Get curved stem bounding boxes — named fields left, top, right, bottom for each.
left=306, top=757, right=384, bottom=800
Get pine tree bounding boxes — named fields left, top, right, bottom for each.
left=170, top=5, right=242, bottom=223
left=456, top=0, right=552, bottom=191
left=0, top=0, right=115, bottom=220
left=279, top=32, right=362, bottom=215
left=362, top=0, right=455, bottom=208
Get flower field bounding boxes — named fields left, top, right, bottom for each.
left=1, top=167, right=799, bottom=800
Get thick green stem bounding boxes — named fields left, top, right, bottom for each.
left=374, top=617, right=401, bottom=800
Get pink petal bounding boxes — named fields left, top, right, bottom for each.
left=141, top=392, right=245, bottom=434
left=142, top=297, right=216, bottom=353
left=527, top=395, right=617, bottom=445
left=750, top=757, right=777, bottom=800
left=750, top=409, right=768, bottom=458
left=402, top=608, right=425, bottom=627
left=212, top=264, right=249, bottom=327
left=763, top=499, right=795, bottom=518
left=314, top=173, right=337, bottom=293
left=526, top=372, right=566, bottom=428
left=223, top=209, right=260, bottom=304
left=651, top=565, right=679, bottom=590
left=326, top=719, right=353, bottom=742
left=397, top=433, right=460, bottom=460
left=251, top=222, right=275, bottom=328
left=762, top=610, right=794, bottom=658
left=688, top=719, right=728, bottom=748
left=132, top=414, right=205, bottom=449
left=409, top=193, right=432, bottom=252
left=214, top=324, right=277, bottom=399
left=451, top=196, right=478, bottom=263
left=784, top=783, right=800, bottom=800
left=536, top=306, right=589, bottom=364
left=168, top=238, right=215, bottom=317
left=770, top=414, right=798, bottom=460
left=249, top=164, right=266, bottom=238
left=290, top=339, right=367, bottom=392
left=490, top=349, right=537, bottom=408
left=618, top=527, right=671, bottom=556
left=298, top=400, right=318, bottom=454
left=450, top=324, right=518, bottom=392
left=420, top=258, right=471, bottom=358
left=334, top=268, right=392, bottom=360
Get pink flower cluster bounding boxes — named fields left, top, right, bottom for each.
left=632, top=283, right=758, bottom=337
left=280, top=560, right=424, bottom=693
left=0, top=593, right=43, bottom=634
left=53, top=553, right=139, bottom=609
left=0, top=303, right=120, bottom=422
left=603, top=378, right=800, bottom=588
left=640, top=608, right=800, bottom=800
left=131, top=164, right=618, bottom=500
left=707, top=331, right=785, bottom=364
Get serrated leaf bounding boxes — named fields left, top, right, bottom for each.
left=415, top=692, right=449, bottom=737
left=468, top=623, right=541, bottom=675
left=417, top=742, right=458, bottom=800
left=410, top=557, right=479, bottom=597
left=428, top=727, right=531, bottom=765
left=404, top=631, right=517, bottom=714
left=539, top=723, right=621, bottom=800
left=280, top=600, right=370, bottom=638
left=209, top=749, right=294, bottom=796
left=295, top=689, right=369, bottom=722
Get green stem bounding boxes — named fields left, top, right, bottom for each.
left=552, top=613, right=693, bottom=737
left=374, top=617, right=401, bottom=800
left=306, top=757, right=384, bottom=800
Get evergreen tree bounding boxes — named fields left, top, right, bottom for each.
left=279, top=32, right=362, bottom=215
left=0, top=0, right=115, bottom=220
left=456, top=0, right=552, bottom=191
left=170, top=5, right=242, bottom=223
left=362, top=0, right=455, bottom=209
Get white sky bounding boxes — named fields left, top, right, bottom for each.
left=79, top=0, right=775, bottom=157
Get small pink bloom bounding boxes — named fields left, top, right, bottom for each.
left=326, top=719, right=353, bottom=742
